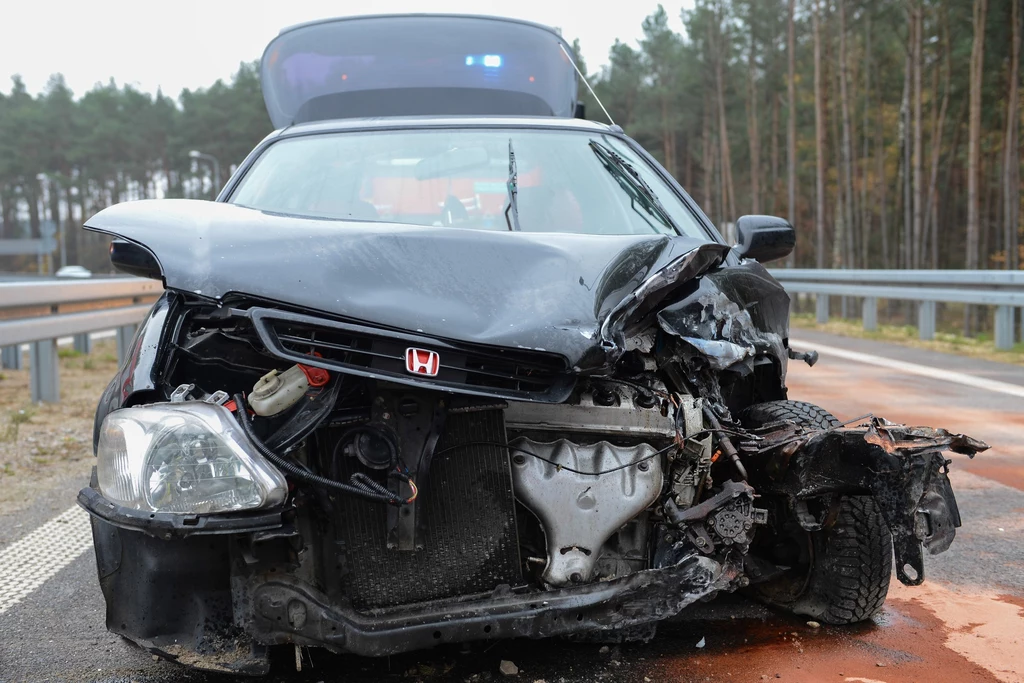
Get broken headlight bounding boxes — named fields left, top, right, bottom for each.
left=96, top=402, right=288, bottom=514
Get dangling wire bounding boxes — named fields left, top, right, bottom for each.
left=232, top=393, right=417, bottom=506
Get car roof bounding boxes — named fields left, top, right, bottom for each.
left=275, top=116, right=618, bottom=139
left=277, top=13, right=566, bottom=40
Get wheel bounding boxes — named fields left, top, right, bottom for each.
left=740, top=400, right=892, bottom=624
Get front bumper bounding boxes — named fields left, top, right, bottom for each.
left=79, top=480, right=738, bottom=675
left=78, top=484, right=287, bottom=539
left=248, top=555, right=735, bottom=658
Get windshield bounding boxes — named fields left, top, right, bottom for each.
left=229, top=129, right=709, bottom=238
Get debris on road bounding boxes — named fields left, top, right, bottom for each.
left=499, top=660, right=519, bottom=676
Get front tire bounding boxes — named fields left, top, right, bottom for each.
left=741, top=400, right=892, bottom=624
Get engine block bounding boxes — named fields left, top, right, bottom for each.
left=509, top=437, right=663, bottom=587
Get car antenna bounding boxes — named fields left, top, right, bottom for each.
left=558, top=43, right=620, bottom=132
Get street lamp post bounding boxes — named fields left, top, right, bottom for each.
left=189, top=150, right=222, bottom=194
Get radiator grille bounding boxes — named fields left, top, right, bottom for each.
left=329, top=410, right=521, bottom=609
left=249, top=307, right=573, bottom=402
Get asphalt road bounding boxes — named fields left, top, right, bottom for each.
left=1, top=330, right=1021, bottom=683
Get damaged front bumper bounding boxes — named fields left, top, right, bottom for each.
left=80, top=484, right=739, bottom=675
left=745, top=417, right=989, bottom=585
left=78, top=484, right=287, bottom=539
left=249, top=555, right=736, bottom=659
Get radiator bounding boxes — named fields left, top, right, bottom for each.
left=329, top=409, right=522, bottom=609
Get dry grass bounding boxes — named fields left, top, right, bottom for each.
left=791, top=313, right=1024, bottom=367
left=0, top=340, right=120, bottom=514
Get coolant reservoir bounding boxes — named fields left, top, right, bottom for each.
left=249, top=366, right=310, bottom=416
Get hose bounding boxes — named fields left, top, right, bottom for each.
left=232, top=393, right=414, bottom=506
left=701, top=405, right=749, bottom=481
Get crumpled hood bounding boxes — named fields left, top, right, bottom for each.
left=85, top=199, right=725, bottom=368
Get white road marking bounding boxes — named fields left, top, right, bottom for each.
left=790, top=338, right=1024, bottom=400
left=0, top=506, right=93, bottom=614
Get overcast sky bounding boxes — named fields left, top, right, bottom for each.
left=2, top=1, right=690, bottom=99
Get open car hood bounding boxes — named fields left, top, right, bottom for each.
left=84, top=199, right=726, bottom=369
left=260, top=15, right=580, bottom=127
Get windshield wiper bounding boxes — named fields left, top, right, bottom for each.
left=589, top=139, right=676, bottom=233
left=504, top=138, right=522, bottom=232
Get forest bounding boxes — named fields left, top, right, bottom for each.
left=0, top=0, right=1021, bottom=274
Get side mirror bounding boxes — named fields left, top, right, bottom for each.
left=109, top=239, right=162, bottom=280
left=733, top=215, right=795, bottom=263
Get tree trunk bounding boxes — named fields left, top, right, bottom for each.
left=967, top=0, right=988, bottom=271
left=684, top=134, right=693, bottom=192
left=27, top=185, right=41, bottom=239
left=714, top=16, right=738, bottom=225
left=877, top=101, right=889, bottom=268
left=943, top=99, right=969, bottom=268
left=911, top=2, right=924, bottom=268
left=702, top=106, right=714, bottom=217
left=787, top=0, right=797, bottom=267
left=661, top=96, right=675, bottom=177
left=900, top=35, right=913, bottom=269
left=64, top=185, right=79, bottom=266
left=1004, top=0, right=1021, bottom=270
left=982, top=150, right=997, bottom=267
left=813, top=0, right=827, bottom=268
left=839, top=0, right=856, bottom=269
left=770, top=92, right=780, bottom=217
left=925, top=9, right=951, bottom=270
left=830, top=6, right=844, bottom=269
left=861, top=11, right=872, bottom=269
left=48, top=179, right=62, bottom=268
left=748, top=31, right=761, bottom=215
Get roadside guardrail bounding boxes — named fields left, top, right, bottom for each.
left=3, top=269, right=1023, bottom=403
left=772, top=269, right=1024, bottom=350
left=0, top=278, right=162, bottom=402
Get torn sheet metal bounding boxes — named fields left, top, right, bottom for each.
left=748, top=417, right=989, bottom=586
left=656, top=261, right=790, bottom=383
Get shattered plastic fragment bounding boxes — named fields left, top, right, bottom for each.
left=678, top=337, right=753, bottom=370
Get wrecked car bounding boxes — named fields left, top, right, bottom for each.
left=77, top=14, right=987, bottom=676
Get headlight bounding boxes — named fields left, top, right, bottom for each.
left=96, top=402, right=288, bottom=514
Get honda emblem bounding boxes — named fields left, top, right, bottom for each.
left=405, top=348, right=440, bottom=377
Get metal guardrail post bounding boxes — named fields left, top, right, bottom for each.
left=862, top=297, right=878, bottom=331
left=29, top=339, right=59, bottom=403
left=0, top=278, right=159, bottom=403
left=1, top=346, right=22, bottom=370
left=994, top=305, right=1015, bottom=350
left=816, top=295, right=829, bottom=324
left=73, top=333, right=92, bottom=355
left=116, top=325, right=137, bottom=364
left=918, top=301, right=937, bottom=341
